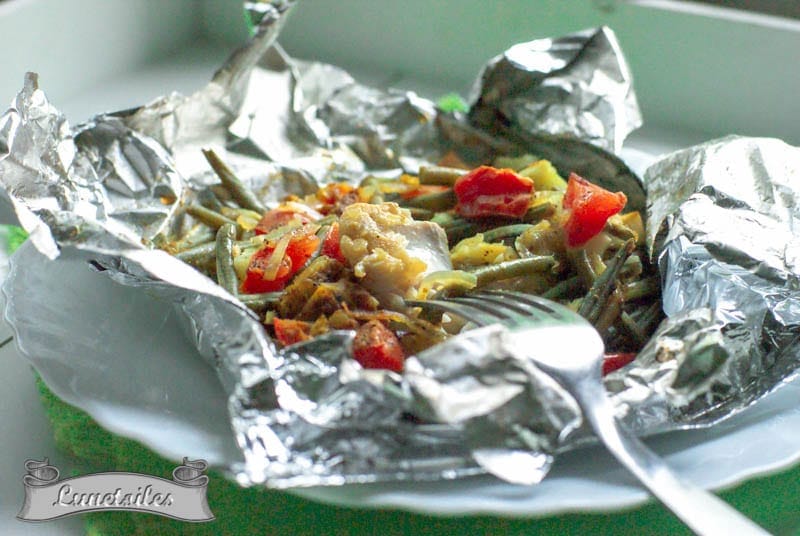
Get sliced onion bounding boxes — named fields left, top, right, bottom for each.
left=417, top=270, right=477, bottom=300
left=263, top=232, right=292, bottom=281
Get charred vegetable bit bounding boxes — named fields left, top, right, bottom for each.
left=273, top=317, right=311, bottom=346
left=162, top=151, right=660, bottom=373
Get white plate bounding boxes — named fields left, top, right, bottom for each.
left=5, top=239, right=800, bottom=517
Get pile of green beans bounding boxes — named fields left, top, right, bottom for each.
left=161, top=149, right=661, bottom=354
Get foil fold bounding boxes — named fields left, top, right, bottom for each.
left=3, top=1, right=800, bottom=490
left=468, top=26, right=641, bottom=155
left=608, top=137, right=800, bottom=432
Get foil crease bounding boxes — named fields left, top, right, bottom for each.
left=606, top=137, right=800, bottom=433
left=468, top=26, right=642, bottom=155
left=2, top=0, right=798, bottom=490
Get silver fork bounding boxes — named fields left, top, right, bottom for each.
left=407, top=290, right=768, bottom=536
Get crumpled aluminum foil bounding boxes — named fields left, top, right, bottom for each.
left=2, top=0, right=799, bottom=489
left=606, top=136, right=800, bottom=433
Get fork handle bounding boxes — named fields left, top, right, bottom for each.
left=575, top=382, right=770, bottom=536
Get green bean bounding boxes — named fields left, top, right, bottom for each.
left=636, top=300, right=664, bottom=335
left=472, top=256, right=556, bottom=287
left=316, top=214, right=338, bottom=227
left=431, top=212, right=468, bottom=228
left=202, top=148, right=266, bottom=213
left=445, top=222, right=480, bottom=245
left=176, top=236, right=266, bottom=265
left=400, top=189, right=456, bottom=211
left=619, top=253, right=643, bottom=281
left=522, top=202, right=556, bottom=223
left=595, top=288, right=624, bottom=335
left=215, top=223, right=239, bottom=296
left=169, top=225, right=215, bottom=255
left=578, top=240, right=634, bottom=324
left=418, top=165, right=466, bottom=186
left=571, top=248, right=599, bottom=288
left=198, top=189, right=224, bottom=213
left=186, top=204, right=238, bottom=231
left=606, top=215, right=639, bottom=242
left=175, top=242, right=215, bottom=265
left=238, top=292, right=281, bottom=313
left=618, top=309, right=648, bottom=347
left=493, top=153, right=539, bottom=171
left=482, top=224, right=533, bottom=243
left=623, top=276, right=661, bottom=301
left=406, top=207, right=435, bottom=220
left=542, top=275, right=584, bottom=300
left=221, top=206, right=262, bottom=221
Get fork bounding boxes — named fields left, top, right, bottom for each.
left=407, top=290, right=769, bottom=536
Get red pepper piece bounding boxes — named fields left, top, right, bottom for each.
left=454, top=165, right=533, bottom=219
left=602, top=352, right=637, bottom=376
left=273, top=318, right=311, bottom=346
left=562, top=173, right=627, bottom=247
left=241, top=229, right=320, bottom=294
left=352, top=320, right=405, bottom=373
left=320, top=222, right=346, bottom=264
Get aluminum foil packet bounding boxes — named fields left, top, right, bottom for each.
left=607, top=136, right=800, bottom=433
left=2, top=0, right=799, bottom=488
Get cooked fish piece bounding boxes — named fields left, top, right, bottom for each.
left=338, top=202, right=451, bottom=307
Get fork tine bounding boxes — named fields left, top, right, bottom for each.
left=456, top=294, right=538, bottom=319
left=405, top=299, right=504, bottom=327
left=408, top=290, right=584, bottom=328
left=479, top=290, right=574, bottom=321
left=446, top=296, right=521, bottom=326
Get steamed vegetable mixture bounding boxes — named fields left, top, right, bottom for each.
left=162, top=151, right=661, bottom=375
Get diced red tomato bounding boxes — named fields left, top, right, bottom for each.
left=254, top=207, right=315, bottom=235
left=320, top=222, right=346, bottom=264
left=453, top=166, right=534, bottom=219
left=241, top=228, right=321, bottom=294
left=602, top=352, right=637, bottom=376
left=562, top=173, right=627, bottom=248
left=273, top=318, right=311, bottom=346
left=400, top=184, right=451, bottom=200
left=352, top=320, right=405, bottom=373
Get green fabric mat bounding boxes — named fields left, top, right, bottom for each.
left=34, top=377, right=800, bottom=535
